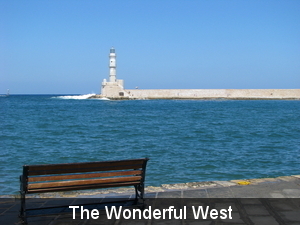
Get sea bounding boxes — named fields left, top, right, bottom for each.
left=1, top=94, right=300, bottom=195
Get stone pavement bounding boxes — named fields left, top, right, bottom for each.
left=1, top=175, right=300, bottom=225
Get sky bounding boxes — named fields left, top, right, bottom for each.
left=0, top=0, right=299, bottom=94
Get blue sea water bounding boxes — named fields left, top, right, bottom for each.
left=1, top=95, right=300, bottom=195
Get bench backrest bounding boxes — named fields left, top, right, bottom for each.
left=20, top=158, right=149, bottom=194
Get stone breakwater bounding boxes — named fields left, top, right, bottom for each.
left=91, top=89, right=300, bottom=100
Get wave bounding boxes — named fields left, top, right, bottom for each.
left=54, top=94, right=96, bottom=100
left=97, top=97, right=110, bottom=100
left=52, top=94, right=111, bottom=100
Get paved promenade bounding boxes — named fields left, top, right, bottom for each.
left=1, top=175, right=300, bottom=225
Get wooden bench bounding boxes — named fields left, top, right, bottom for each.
left=19, top=158, right=149, bottom=223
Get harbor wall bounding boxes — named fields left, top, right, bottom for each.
left=124, top=89, right=300, bottom=99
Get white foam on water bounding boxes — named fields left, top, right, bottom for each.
left=96, top=97, right=110, bottom=100
left=53, top=94, right=111, bottom=100
left=54, top=94, right=96, bottom=100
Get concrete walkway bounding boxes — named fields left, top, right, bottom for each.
left=1, top=175, right=300, bottom=225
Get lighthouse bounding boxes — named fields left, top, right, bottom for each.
left=101, top=47, right=128, bottom=98
left=109, top=47, right=116, bottom=82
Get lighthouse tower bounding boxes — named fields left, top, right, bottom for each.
left=101, top=47, right=128, bottom=98
left=109, top=47, right=116, bottom=82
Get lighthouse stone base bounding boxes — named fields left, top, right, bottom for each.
left=101, top=79, right=131, bottom=99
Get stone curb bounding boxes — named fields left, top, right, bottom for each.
left=2, top=175, right=299, bottom=198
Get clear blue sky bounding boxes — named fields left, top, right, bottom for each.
left=1, top=0, right=299, bottom=94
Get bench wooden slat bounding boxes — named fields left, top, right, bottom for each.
left=27, top=164, right=144, bottom=176
left=27, top=181, right=141, bottom=194
left=28, top=176, right=142, bottom=190
left=27, top=159, right=146, bottom=172
left=28, top=170, right=142, bottom=182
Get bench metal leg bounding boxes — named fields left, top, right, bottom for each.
left=20, top=174, right=27, bottom=224
left=135, top=183, right=145, bottom=203
left=19, top=191, right=27, bottom=224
